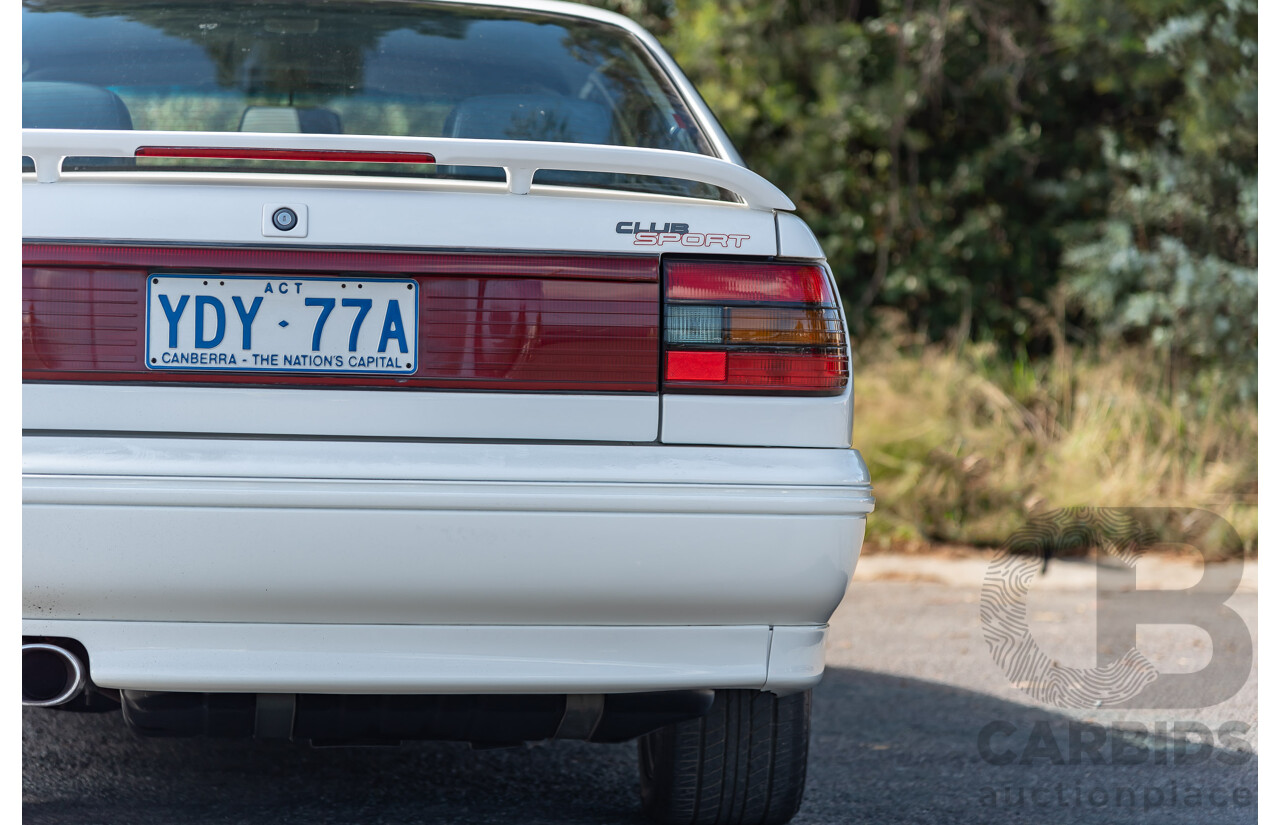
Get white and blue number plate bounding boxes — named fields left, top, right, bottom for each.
left=146, top=274, right=419, bottom=374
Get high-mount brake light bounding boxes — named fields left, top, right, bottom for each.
left=662, top=261, right=848, bottom=395
left=134, top=147, right=437, bottom=164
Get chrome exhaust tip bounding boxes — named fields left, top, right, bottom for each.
left=22, top=643, right=87, bottom=707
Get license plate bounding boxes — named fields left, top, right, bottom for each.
left=146, top=274, right=419, bottom=374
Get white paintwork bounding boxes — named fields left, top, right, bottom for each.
left=661, top=387, right=854, bottom=448
left=23, top=176, right=778, bottom=256
left=762, top=626, right=830, bottom=693
left=24, top=384, right=659, bottom=441
left=23, top=128, right=792, bottom=210
left=18, top=619, right=829, bottom=693
left=23, top=436, right=869, bottom=627
left=776, top=212, right=825, bottom=259
left=26, top=463, right=872, bottom=517
left=22, top=436, right=873, bottom=486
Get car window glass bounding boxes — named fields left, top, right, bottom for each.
left=22, top=0, right=725, bottom=199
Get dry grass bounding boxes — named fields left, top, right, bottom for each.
left=853, top=324, right=1257, bottom=557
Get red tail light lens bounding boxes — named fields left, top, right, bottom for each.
left=666, top=262, right=838, bottom=304
left=662, top=261, right=848, bottom=395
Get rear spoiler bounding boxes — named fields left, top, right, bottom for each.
left=22, top=128, right=794, bottom=212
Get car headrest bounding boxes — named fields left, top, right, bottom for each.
left=22, top=81, right=134, bottom=130
left=239, top=106, right=343, bottom=134
left=444, top=94, right=611, bottom=144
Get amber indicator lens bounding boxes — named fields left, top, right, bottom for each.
left=724, top=307, right=843, bottom=346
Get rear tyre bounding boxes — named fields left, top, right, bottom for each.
left=638, top=689, right=810, bottom=825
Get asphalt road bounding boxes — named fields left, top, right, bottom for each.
left=23, top=555, right=1257, bottom=824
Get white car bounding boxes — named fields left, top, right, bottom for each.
left=21, top=1, right=873, bottom=822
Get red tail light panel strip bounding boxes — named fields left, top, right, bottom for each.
left=23, top=245, right=660, bottom=393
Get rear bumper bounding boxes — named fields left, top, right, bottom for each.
left=23, top=436, right=872, bottom=692
left=20, top=620, right=828, bottom=694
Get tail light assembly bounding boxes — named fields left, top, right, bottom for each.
left=662, top=261, right=849, bottom=395
left=23, top=245, right=847, bottom=398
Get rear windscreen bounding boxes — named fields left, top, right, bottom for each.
left=21, top=0, right=724, bottom=198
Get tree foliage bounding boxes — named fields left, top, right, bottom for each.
left=589, top=0, right=1257, bottom=392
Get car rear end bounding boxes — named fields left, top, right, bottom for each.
left=22, top=2, right=872, bottom=823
